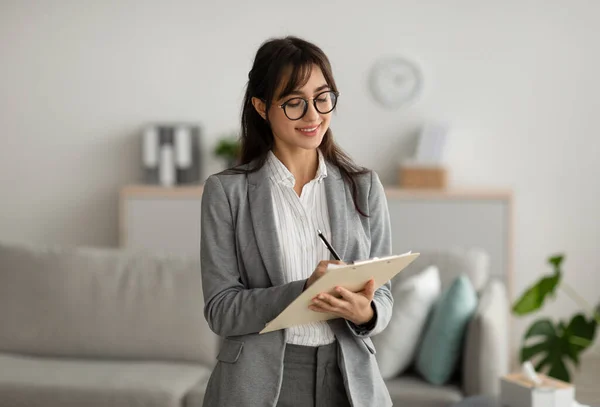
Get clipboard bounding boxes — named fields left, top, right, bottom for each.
left=259, top=251, right=420, bottom=334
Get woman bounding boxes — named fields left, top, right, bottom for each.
left=201, top=36, right=393, bottom=407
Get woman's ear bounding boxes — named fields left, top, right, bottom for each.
left=251, top=97, right=267, bottom=120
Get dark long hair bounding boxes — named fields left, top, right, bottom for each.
left=230, top=36, right=369, bottom=216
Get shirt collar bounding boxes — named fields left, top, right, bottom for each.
left=266, top=149, right=328, bottom=187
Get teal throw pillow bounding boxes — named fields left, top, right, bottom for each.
left=415, top=274, right=478, bottom=385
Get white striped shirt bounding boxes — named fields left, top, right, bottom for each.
left=266, top=150, right=337, bottom=346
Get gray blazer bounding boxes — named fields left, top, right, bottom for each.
left=200, top=159, right=394, bottom=407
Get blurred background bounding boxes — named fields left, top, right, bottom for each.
left=0, top=1, right=598, bottom=406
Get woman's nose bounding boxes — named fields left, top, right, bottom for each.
left=303, top=101, right=320, bottom=121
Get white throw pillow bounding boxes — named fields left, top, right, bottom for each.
left=372, top=265, right=442, bottom=379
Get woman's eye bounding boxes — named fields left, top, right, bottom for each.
left=287, top=101, right=302, bottom=108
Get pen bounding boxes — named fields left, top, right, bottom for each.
left=317, top=229, right=342, bottom=261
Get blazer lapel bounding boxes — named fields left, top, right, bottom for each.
left=248, top=162, right=286, bottom=287
left=324, top=162, right=349, bottom=262
left=247, top=159, right=349, bottom=286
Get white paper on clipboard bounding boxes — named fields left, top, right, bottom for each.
left=259, top=251, right=420, bottom=334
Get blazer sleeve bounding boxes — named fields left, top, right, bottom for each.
left=346, top=170, right=394, bottom=338
left=200, top=175, right=306, bottom=337
left=200, top=176, right=306, bottom=337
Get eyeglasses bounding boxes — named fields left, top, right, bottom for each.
left=276, top=90, right=339, bottom=121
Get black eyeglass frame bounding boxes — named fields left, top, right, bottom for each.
left=274, top=90, right=340, bottom=121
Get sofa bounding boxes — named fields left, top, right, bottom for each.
left=375, top=249, right=510, bottom=406
left=0, top=241, right=508, bottom=407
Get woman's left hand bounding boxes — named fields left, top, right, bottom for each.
left=308, top=279, right=376, bottom=326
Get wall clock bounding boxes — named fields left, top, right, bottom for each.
left=369, top=56, right=423, bottom=109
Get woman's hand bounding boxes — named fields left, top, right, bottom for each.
left=308, top=279, right=376, bottom=326
left=304, top=260, right=346, bottom=291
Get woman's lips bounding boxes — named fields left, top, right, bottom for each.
left=295, top=123, right=321, bottom=137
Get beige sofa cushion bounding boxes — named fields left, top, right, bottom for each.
left=0, top=241, right=218, bottom=366
left=462, top=279, right=510, bottom=396
left=373, top=265, right=442, bottom=379
left=0, top=352, right=211, bottom=407
left=184, top=373, right=211, bottom=407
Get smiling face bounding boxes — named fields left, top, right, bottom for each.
left=253, top=64, right=334, bottom=156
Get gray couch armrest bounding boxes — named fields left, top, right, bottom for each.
left=462, top=279, right=509, bottom=397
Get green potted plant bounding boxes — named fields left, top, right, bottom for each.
left=214, top=134, right=241, bottom=169
left=512, top=254, right=600, bottom=382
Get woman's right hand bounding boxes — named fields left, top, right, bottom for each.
left=304, top=260, right=346, bottom=291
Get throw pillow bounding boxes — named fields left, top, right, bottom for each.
left=372, top=265, right=441, bottom=379
left=415, top=274, right=478, bottom=385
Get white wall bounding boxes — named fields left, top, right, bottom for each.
left=1, top=1, right=599, bottom=354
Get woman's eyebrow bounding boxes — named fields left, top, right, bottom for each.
left=286, top=84, right=330, bottom=97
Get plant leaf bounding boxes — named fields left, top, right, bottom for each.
left=214, top=138, right=240, bottom=159
left=568, top=314, right=596, bottom=343
left=520, top=314, right=596, bottom=383
left=548, top=254, right=564, bottom=271
left=521, top=342, right=547, bottom=362
left=534, top=354, right=554, bottom=376
left=525, top=319, right=556, bottom=337
left=512, top=272, right=561, bottom=316
left=522, top=320, right=571, bottom=382
left=563, top=314, right=597, bottom=365
left=547, top=358, right=570, bottom=381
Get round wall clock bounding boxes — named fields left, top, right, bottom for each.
left=369, top=56, right=423, bottom=109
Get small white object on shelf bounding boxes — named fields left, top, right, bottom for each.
left=159, top=144, right=175, bottom=186
left=414, top=121, right=449, bottom=165
left=143, top=126, right=159, bottom=168
left=174, top=126, right=192, bottom=169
